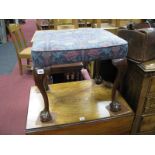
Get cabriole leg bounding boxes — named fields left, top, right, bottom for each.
left=110, top=58, right=127, bottom=112
left=33, top=68, right=52, bottom=122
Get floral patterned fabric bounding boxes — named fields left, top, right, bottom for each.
left=31, top=28, right=128, bottom=68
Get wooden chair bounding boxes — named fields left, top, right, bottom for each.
left=36, top=19, right=50, bottom=30
left=8, top=24, right=31, bottom=75
left=53, top=19, right=78, bottom=30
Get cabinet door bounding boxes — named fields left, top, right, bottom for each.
left=140, top=114, right=155, bottom=133
left=144, top=77, right=155, bottom=113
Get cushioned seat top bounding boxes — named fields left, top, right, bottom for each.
left=31, top=28, right=128, bottom=68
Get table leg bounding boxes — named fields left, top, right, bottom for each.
left=110, top=58, right=127, bottom=112
left=33, top=69, right=52, bottom=122
left=95, top=60, right=103, bottom=84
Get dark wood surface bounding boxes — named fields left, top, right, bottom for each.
left=140, top=113, right=155, bottom=132
left=118, top=28, right=155, bottom=62
left=26, top=80, right=134, bottom=135
left=27, top=116, right=134, bottom=135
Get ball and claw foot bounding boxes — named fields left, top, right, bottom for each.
left=95, top=75, right=103, bottom=84
left=40, top=110, right=52, bottom=122
left=110, top=101, right=121, bottom=112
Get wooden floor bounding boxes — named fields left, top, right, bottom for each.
left=26, top=80, right=134, bottom=134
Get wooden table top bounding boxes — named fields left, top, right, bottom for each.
left=26, top=80, right=133, bottom=131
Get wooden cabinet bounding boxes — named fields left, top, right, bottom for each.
left=140, top=114, right=155, bottom=132
left=122, top=59, right=155, bottom=134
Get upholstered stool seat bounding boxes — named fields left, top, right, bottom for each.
left=32, top=28, right=127, bottom=68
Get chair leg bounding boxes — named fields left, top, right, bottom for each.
left=18, top=58, right=23, bottom=75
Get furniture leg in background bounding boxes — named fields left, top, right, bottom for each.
left=94, top=60, right=103, bottom=84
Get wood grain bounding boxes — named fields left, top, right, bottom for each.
left=26, top=80, right=134, bottom=134
left=140, top=113, right=155, bottom=132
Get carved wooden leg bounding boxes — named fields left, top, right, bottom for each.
left=43, top=75, right=50, bottom=91
left=33, top=68, right=52, bottom=122
left=94, top=60, right=102, bottom=84
left=110, top=58, right=127, bottom=112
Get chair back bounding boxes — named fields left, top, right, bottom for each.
left=8, top=24, right=27, bottom=54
